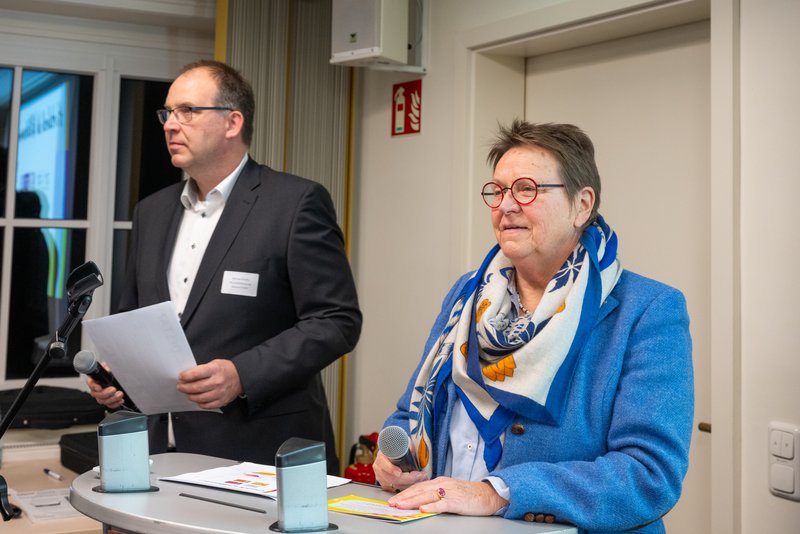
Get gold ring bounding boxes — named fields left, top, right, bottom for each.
left=437, top=487, right=446, bottom=500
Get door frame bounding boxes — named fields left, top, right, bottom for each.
left=447, top=1, right=739, bottom=532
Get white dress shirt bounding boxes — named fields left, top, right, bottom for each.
left=165, top=153, right=248, bottom=447
left=167, top=154, right=248, bottom=319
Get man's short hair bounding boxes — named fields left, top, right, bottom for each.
left=487, top=120, right=601, bottom=223
left=181, top=59, right=255, bottom=145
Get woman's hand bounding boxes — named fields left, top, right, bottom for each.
left=388, top=477, right=508, bottom=516
left=373, top=451, right=428, bottom=492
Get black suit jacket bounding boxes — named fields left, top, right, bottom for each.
left=117, top=158, right=361, bottom=472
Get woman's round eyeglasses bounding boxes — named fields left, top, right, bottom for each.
left=156, top=106, right=234, bottom=125
left=480, top=177, right=565, bottom=208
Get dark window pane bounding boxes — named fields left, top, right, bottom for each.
left=6, top=227, right=86, bottom=379
left=0, top=67, right=12, bottom=218
left=15, top=70, right=92, bottom=220
left=115, top=78, right=181, bottom=221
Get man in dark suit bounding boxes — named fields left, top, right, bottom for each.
left=87, top=60, right=361, bottom=473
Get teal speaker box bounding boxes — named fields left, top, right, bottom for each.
left=94, top=410, right=157, bottom=493
left=270, top=437, right=336, bottom=532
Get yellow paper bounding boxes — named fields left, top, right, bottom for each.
left=328, top=495, right=439, bottom=522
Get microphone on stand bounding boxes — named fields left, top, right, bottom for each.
left=377, top=426, right=419, bottom=472
left=73, top=350, right=138, bottom=412
left=1, top=261, right=103, bottom=522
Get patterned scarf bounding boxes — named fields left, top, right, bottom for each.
left=407, top=216, right=621, bottom=474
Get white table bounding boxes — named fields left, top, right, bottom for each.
left=70, top=452, right=577, bottom=534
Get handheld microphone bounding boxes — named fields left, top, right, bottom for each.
left=377, top=426, right=419, bottom=472
left=73, top=350, right=138, bottom=412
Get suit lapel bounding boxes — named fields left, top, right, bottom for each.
left=179, top=161, right=261, bottom=327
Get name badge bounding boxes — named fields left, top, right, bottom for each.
left=221, top=271, right=259, bottom=297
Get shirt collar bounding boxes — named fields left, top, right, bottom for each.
left=180, top=153, right=249, bottom=210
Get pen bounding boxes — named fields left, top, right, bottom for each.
left=43, top=468, right=63, bottom=481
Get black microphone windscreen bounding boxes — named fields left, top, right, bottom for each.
left=378, top=425, right=411, bottom=460
left=73, top=350, right=99, bottom=374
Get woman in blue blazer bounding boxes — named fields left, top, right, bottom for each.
left=374, top=120, right=693, bottom=533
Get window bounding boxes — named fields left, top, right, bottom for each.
left=112, top=77, right=182, bottom=309
left=0, top=5, right=211, bottom=425
left=1, top=67, right=93, bottom=380
left=0, top=69, right=184, bottom=383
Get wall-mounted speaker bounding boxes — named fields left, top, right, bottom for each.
left=330, top=0, right=408, bottom=66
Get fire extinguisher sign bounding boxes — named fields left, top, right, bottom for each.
left=391, top=79, right=422, bottom=137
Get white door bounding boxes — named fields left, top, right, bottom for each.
left=523, top=21, right=711, bottom=533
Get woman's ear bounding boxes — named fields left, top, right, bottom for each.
left=573, top=186, right=595, bottom=228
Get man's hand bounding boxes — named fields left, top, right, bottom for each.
left=177, top=359, right=243, bottom=409
left=85, top=362, right=125, bottom=410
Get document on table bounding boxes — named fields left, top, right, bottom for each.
left=327, top=495, right=439, bottom=522
left=9, top=488, right=84, bottom=522
left=160, top=462, right=351, bottom=500
left=82, top=301, right=217, bottom=414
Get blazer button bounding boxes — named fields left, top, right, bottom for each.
left=511, top=423, right=525, bottom=435
left=523, top=512, right=536, bottom=522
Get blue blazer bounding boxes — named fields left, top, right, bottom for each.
left=385, top=269, right=693, bottom=533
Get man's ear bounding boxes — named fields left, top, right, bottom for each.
left=573, top=186, right=595, bottom=228
left=225, top=110, right=245, bottom=140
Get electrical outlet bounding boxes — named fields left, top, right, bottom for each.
left=769, top=421, right=800, bottom=501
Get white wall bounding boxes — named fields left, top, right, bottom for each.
left=739, top=0, right=800, bottom=530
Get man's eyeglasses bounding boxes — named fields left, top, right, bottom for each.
left=481, top=177, right=565, bottom=208
left=156, top=106, right=234, bottom=125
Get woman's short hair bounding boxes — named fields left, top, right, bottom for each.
left=181, top=59, right=255, bottom=145
left=487, top=120, right=601, bottom=223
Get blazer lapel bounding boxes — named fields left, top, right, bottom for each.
left=179, top=162, right=260, bottom=327
left=596, top=293, right=620, bottom=325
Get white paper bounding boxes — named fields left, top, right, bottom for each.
left=159, top=461, right=351, bottom=500
left=9, top=488, right=84, bottom=522
left=82, top=301, right=215, bottom=414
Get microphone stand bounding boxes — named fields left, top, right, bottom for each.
left=0, top=261, right=102, bottom=521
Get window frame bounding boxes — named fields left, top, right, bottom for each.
left=0, top=14, right=212, bottom=389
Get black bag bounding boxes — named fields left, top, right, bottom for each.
left=59, top=431, right=99, bottom=474
left=0, top=385, right=106, bottom=429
